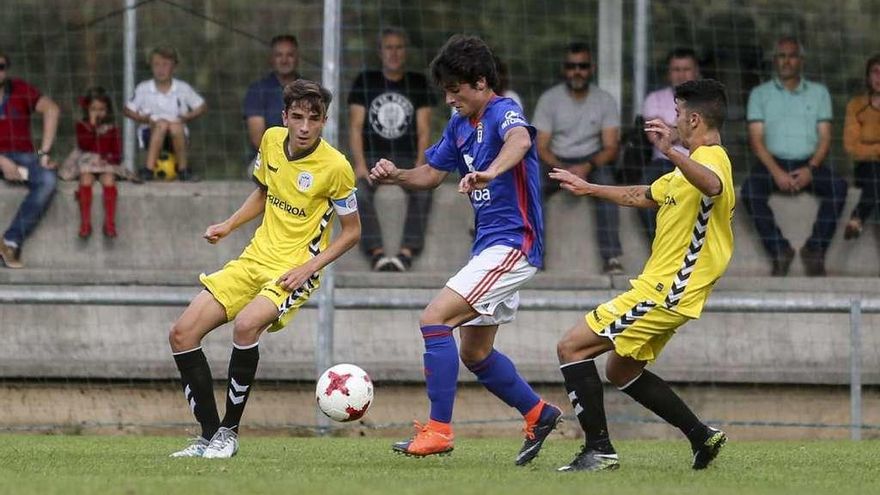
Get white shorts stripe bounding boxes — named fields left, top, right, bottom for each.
left=447, top=245, right=537, bottom=326
left=465, top=249, right=521, bottom=304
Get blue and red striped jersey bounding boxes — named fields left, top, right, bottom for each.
left=426, top=96, right=544, bottom=268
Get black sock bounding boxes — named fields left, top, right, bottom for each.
left=173, top=347, right=220, bottom=440
left=220, top=343, right=260, bottom=432
left=560, top=359, right=614, bottom=452
left=619, top=369, right=708, bottom=447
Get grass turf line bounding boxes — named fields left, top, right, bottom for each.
left=1, top=435, right=878, bottom=495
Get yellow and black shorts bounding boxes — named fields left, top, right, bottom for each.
left=585, top=288, right=691, bottom=362
left=199, top=257, right=318, bottom=333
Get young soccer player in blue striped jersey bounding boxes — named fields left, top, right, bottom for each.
left=550, top=79, right=732, bottom=472
left=369, top=34, right=561, bottom=465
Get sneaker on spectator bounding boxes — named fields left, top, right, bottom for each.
left=389, top=252, right=413, bottom=272
left=800, top=245, right=827, bottom=277
left=844, top=218, right=863, bottom=240
left=603, top=257, right=623, bottom=275
left=177, top=169, right=201, bottom=182
left=137, top=167, right=153, bottom=182
left=771, top=245, right=795, bottom=277
left=0, top=241, right=23, bottom=269
left=371, top=252, right=396, bottom=272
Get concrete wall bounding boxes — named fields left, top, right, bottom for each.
left=2, top=180, right=878, bottom=276
left=1, top=181, right=878, bottom=385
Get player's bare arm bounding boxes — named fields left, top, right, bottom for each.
left=368, top=159, right=448, bottom=190
left=549, top=167, right=657, bottom=209
left=203, top=186, right=268, bottom=244
left=645, top=118, right=722, bottom=197
left=276, top=211, right=361, bottom=290
left=459, top=126, right=531, bottom=193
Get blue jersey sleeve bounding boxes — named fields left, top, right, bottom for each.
left=425, top=119, right=462, bottom=173
left=493, top=99, right=536, bottom=141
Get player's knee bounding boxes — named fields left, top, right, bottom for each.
left=605, top=362, right=640, bottom=388
left=232, top=317, right=263, bottom=345
left=603, top=365, right=628, bottom=388
left=459, top=346, right=490, bottom=367
left=556, top=334, right=583, bottom=363
left=418, top=308, right=442, bottom=328
left=168, top=321, right=195, bottom=351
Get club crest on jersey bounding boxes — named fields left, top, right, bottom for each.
left=297, top=172, right=313, bottom=192
left=476, top=122, right=484, bottom=143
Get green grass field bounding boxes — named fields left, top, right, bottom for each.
left=1, top=435, right=878, bottom=495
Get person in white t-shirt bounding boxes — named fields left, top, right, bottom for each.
left=124, top=46, right=207, bottom=181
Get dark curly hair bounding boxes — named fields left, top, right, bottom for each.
left=430, top=34, right=498, bottom=90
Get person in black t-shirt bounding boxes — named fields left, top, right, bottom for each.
left=348, top=27, right=436, bottom=272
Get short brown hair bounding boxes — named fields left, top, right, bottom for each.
left=149, top=46, right=179, bottom=64
left=282, top=79, right=332, bottom=116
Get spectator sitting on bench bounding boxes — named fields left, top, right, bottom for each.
left=124, top=46, right=206, bottom=182
left=59, top=87, right=124, bottom=239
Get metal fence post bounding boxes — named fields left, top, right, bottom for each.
left=316, top=0, right=342, bottom=435
left=122, top=0, right=137, bottom=173
left=850, top=299, right=862, bottom=441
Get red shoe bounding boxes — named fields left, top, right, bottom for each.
left=392, top=420, right=454, bottom=456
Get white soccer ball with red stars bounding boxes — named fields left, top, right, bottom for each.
left=316, top=363, right=374, bottom=422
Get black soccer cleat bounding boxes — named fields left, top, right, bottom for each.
left=515, top=402, right=563, bottom=466
left=692, top=427, right=727, bottom=470
left=557, top=446, right=620, bottom=472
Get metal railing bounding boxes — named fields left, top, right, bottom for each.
left=0, top=285, right=876, bottom=439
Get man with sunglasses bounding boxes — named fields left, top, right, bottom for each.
left=0, top=50, right=60, bottom=269
left=534, top=42, right=623, bottom=275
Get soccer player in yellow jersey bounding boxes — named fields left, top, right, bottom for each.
left=166, top=80, right=360, bottom=459
left=549, top=79, right=732, bottom=472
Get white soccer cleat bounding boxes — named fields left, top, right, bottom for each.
left=203, top=427, right=239, bottom=459
left=169, top=437, right=210, bottom=458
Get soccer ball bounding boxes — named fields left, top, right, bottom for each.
left=316, top=363, right=373, bottom=422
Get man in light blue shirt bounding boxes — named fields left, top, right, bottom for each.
left=741, top=36, right=847, bottom=276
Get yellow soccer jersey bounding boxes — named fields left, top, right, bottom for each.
left=631, top=145, right=735, bottom=318
left=243, top=127, right=357, bottom=269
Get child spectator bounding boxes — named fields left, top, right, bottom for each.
left=59, top=87, right=122, bottom=238
left=124, top=46, right=206, bottom=182
left=843, top=54, right=880, bottom=240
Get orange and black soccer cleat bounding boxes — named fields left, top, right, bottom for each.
left=392, top=420, right=454, bottom=457
left=516, top=400, right=563, bottom=466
